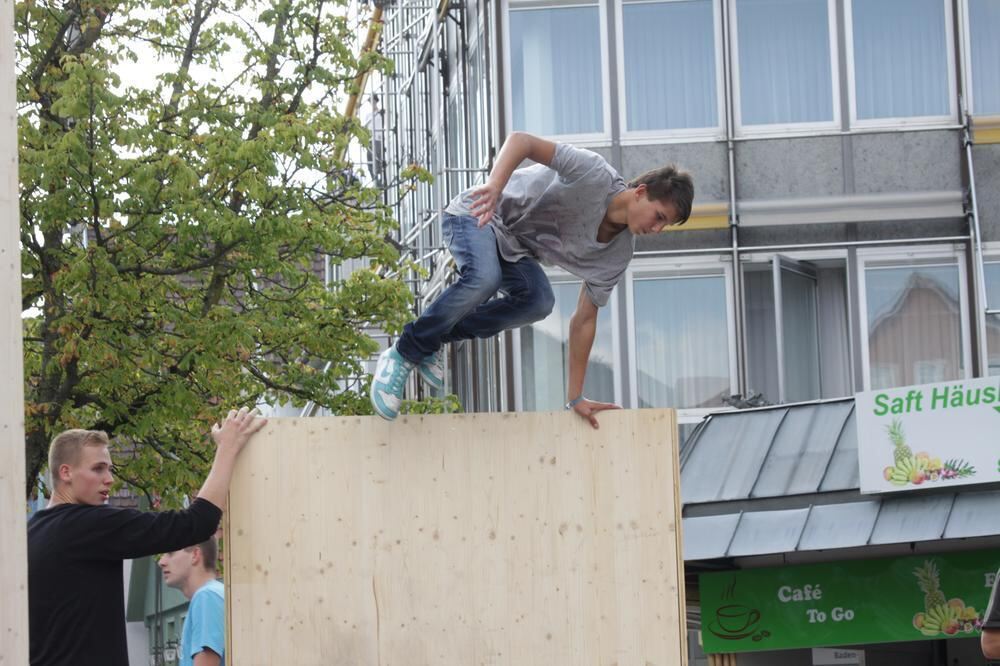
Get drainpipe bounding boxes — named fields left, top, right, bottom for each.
left=720, top=0, right=745, bottom=395
left=954, top=0, right=989, bottom=374
left=963, top=101, right=989, bottom=374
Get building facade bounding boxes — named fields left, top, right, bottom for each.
left=366, top=0, right=1000, bottom=663
left=369, top=0, right=1000, bottom=421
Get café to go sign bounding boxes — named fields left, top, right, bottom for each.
left=855, top=376, right=1000, bottom=494
left=700, top=550, right=1000, bottom=654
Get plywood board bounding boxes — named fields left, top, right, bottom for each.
left=226, top=409, right=685, bottom=666
left=0, top=0, right=29, bottom=662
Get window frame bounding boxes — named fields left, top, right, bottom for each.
left=960, top=0, right=1000, bottom=117
left=624, top=255, right=738, bottom=409
left=856, top=245, right=972, bottom=392
left=981, top=241, right=1000, bottom=310
left=977, top=242, right=1000, bottom=376
left=741, top=248, right=855, bottom=403
left=728, top=0, right=842, bottom=136
left=511, top=268, right=623, bottom=411
left=502, top=0, right=614, bottom=144
left=844, top=0, right=958, bottom=129
left=614, top=0, right=726, bottom=143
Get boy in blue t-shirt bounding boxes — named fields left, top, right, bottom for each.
left=159, top=536, right=226, bottom=665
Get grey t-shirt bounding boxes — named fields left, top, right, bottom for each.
left=444, top=143, right=632, bottom=307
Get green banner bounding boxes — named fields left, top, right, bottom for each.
left=700, top=551, right=1000, bottom=654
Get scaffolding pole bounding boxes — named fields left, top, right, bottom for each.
left=338, top=4, right=385, bottom=159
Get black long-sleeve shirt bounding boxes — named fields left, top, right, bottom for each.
left=28, top=497, right=223, bottom=666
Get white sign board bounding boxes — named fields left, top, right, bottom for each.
left=856, top=376, right=1000, bottom=494
left=812, top=647, right=865, bottom=665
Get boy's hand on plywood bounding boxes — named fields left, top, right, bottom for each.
left=572, top=399, right=621, bottom=430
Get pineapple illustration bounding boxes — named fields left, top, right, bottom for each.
left=887, top=419, right=913, bottom=467
left=915, top=560, right=947, bottom=611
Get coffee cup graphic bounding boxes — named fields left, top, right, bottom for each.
left=709, top=604, right=761, bottom=639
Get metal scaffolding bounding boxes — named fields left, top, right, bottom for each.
left=369, top=0, right=504, bottom=411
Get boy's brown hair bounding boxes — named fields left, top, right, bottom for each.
left=185, top=536, right=219, bottom=571
left=629, top=165, right=694, bottom=225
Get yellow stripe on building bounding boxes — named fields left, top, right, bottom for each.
left=972, top=115, right=1000, bottom=145
left=667, top=202, right=730, bottom=231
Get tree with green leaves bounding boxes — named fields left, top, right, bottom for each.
left=16, top=0, right=417, bottom=503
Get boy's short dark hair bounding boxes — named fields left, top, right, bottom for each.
left=629, top=165, right=694, bottom=225
left=186, top=536, right=219, bottom=571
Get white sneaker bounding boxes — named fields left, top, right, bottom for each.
left=370, top=345, right=414, bottom=420
left=418, top=350, right=445, bottom=391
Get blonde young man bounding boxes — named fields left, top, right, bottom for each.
left=159, top=537, right=225, bottom=666
left=370, top=131, right=693, bottom=428
left=27, top=408, right=266, bottom=666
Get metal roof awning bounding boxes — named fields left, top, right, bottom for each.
left=797, top=501, right=880, bottom=551
left=726, top=508, right=810, bottom=558
left=682, top=490, right=1000, bottom=561
left=679, top=398, right=1000, bottom=561
left=680, top=399, right=856, bottom=505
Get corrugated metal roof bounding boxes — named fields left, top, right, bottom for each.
left=797, top=501, right=880, bottom=551
left=869, top=494, right=955, bottom=544
left=680, top=399, right=1000, bottom=561
left=727, top=508, right=810, bottom=557
left=943, top=491, right=1000, bottom=539
left=681, top=399, right=857, bottom=504
left=751, top=401, right=854, bottom=497
left=682, top=514, right=741, bottom=561
left=680, top=408, right=787, bottom=504
left=682, top=494, right=993, bottom=560
left=819, top=407, right=859, bottom=492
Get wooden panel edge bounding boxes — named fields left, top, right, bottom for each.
left=670, top=409, right=689, bottom=665
left=224, top=493, right=233, bottom=664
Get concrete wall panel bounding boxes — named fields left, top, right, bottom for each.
left=972, top=144, right=1000, bottom=242
left=623, top=142, right=729, bottom=202
left=735, top=137, right=844, bottom=200
left=852, top=130, right=962, bottom=194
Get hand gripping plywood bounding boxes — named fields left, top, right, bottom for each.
left=225, top=409, right=686, bottom=666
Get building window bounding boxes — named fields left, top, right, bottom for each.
left=744, top=257, right=852, bottom=403
left=968, top=0, right=1000, bottom=115
left=620, top=0, right=720, bottom=133
left=732, top=0, right=837, bottom=129
left=517, top=279, right=618, bottom=410
left=848, top=0, right=953, bottom=122
left=984, top=261, right=1000, bottom=375
left=507, top=0, right=606, bottom=136
left=446, top=93, right=465, bottom=196
left=861, top=257, right=968, bottom=390
left=467, top=39, right=489, bottom=171
left=627, top=264, right=735, bottom=408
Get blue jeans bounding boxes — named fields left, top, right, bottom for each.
left=396, top=214, right=556, bottom=363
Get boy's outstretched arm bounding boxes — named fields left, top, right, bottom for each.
left=471, top=132, right=557, bottom=226
left=567, top=286, right=621, bottom=429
